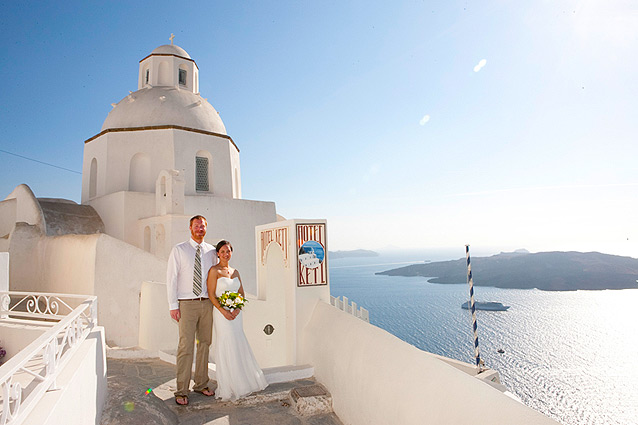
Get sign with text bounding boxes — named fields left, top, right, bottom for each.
left=260, top=226, right=289, bottom=266
left=296, top=223, right=327, bottom=286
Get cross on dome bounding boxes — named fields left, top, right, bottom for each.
left=169, top=33, right=175, bottom=45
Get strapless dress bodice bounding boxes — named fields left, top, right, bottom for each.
left=216, top=277, right=240, bottom=297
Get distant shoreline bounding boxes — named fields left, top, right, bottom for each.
left=329, top=249, right=379, bottom=259
left=375, top=250, right=638, bottom=291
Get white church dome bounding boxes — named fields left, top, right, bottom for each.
left=102, top=86, right=227, bottom=134
left=149, top=44, right=191, bottom=59
left=101, top=43, right=227, bottom=134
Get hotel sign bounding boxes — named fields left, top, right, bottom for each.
left=296, top=223, right=327, bottom=287
left=260, top=226, right=289, bottom=266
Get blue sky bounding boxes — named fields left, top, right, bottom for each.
left=1, top=1, right=637, bottom=257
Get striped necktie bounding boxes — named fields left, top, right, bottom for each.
left=193, top=245, right=202, bottom=296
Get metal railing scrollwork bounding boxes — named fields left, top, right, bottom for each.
left=0, top=292, right=98, bottom=425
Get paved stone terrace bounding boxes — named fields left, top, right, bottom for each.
left=100, top=357, right=343, bottom=425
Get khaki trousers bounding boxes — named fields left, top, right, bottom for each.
left=175, top=299, right=213, bottom=396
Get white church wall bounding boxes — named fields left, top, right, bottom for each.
left=138, top=215, right=188, bottom=259
left=230, top=141, right=241, bottom=199
left=81, top=136, right=108, bottom=202
left=302, top=301, right=559, bottom=425
left=88, top=191, right=155, bottom=248
left=158, top=61, right=171, bottom=85
left=83, top=130, right=237, bottom=202
left=173, top=131, right=236, bottom=198
left=129, top=152, right=153, bottom=192
left=94, top=131, right=175, bottom=196
left=140, top=54, right=196, bottom=89
left=155, top=169, right=185, bottom=216
left=93, top=234, right=166, bottom=347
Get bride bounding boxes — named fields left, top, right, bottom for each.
left=207, top=240, right=268, bottom=401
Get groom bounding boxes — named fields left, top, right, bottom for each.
left=166, top=215, right=218, bottom=405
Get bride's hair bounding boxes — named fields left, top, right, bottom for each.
left=216, top=240, right=233, bottom=252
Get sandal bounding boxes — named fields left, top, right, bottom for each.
left=175, top=395, right=189, bottom=406
left=195, top=387, right=215, bottom=397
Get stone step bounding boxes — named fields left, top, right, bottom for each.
left=157, top=349, right=314, bottom=384
left=289, top=383, right=333, bottom=416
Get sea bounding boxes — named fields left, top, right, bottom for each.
left=328, top=251, right=638, bottom=425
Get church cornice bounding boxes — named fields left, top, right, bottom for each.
left=84, top=125, right=239, bottom=152
left=139, top=53, right=197, bottom=68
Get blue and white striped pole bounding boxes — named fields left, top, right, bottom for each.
left=465, top=244, right=483, bottom=370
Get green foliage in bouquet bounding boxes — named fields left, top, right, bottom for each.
left=217, top=291, right=247, bottom=312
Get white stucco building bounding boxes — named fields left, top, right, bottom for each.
left=82, top=42, right=276, bottom=294
left=0, top=41, right=560, bottom=425
left=0, top=42, right=279, bottom=348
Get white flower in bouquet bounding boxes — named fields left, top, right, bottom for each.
left=218, top=291, right=247, bottom=312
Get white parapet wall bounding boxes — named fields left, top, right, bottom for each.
left=330, top=295, right=369, bottom=322
left=138, top=280, right=178, bottom=353
left=7, top=230, right=166, bottom=347
left=1, top=292, right=107, bottom=425
left=23, top=328, right=107, bottom=425
left=301, top=301, right=559, bottom=425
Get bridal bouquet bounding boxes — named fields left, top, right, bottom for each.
left=217, top=291, right=247, bottom=312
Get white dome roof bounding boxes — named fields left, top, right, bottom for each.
left=150, top=44, right=191, bottom=59
left=102, top=87, right=227, bottom=135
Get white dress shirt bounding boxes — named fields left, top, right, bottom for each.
left=166, top=238, right=219, bottom=310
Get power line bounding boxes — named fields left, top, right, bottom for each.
left=0, top=148, right=81, bottom=175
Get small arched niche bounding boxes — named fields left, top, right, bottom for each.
left=233, top=167, right=240, bottom=198
left=158, top=61, right=170, bottom=86
left=143, top=226, right=151, bottom=252
left=89, top=158, right=98, bottom=199
left=129, top=153, right=153, bottom=192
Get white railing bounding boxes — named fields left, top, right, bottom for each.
left=0, top=292, right=97, bottom=425
left=330, top=295, right=369, bottom=322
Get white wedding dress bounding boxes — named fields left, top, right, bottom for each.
left=213, top=277, right=268, bottom=401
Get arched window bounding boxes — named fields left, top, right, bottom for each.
left=89, top=158, right=98, bottom=198
left=179, top=68, right=187, bottom=86
left=195, top=157, right=209, bottom=191
left=129, top=153, right=153, bottom=192
left=195, top=150, right=213, bottom=192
